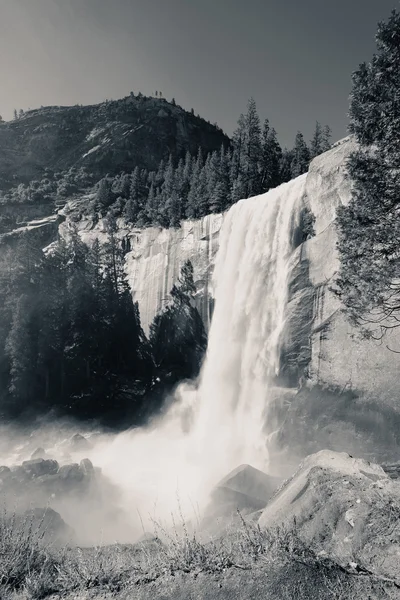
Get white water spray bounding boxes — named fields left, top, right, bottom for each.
left=89, top=175, right=307, bottom=536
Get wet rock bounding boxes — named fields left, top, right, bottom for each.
left=58, top=463, right=84, bottom=482
left=22, top=458, right=59, bottom=478
left=33, top=473, right=62, bottom=493
left=10, top=465, right=30, bottom=483
left=0, top=466, right=11, bottom=480
left=31, top=447, right=47, bottom=460
left=79, top=458, right=94, bottom=477
left=69, top=433, right=92, bottom=452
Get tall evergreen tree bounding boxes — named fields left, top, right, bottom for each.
left=260, top=120, right=282, bottom=192
left=290, top=132, right=310, bottom=178
left=243, top=97, right=262, bottom=196
left=336, top=9, right=400, bottom=336
left=94, top=178, right=113, bottom=215
left=310, top=122, right=332, bottom=159
left=186, top=149, right=203, bottom=219
left=280, top=148, right=294, bottom=183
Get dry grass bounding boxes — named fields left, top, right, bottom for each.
left=0, top=506, right=396, bottom=600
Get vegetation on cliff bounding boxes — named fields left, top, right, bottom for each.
left=336, top=10, right=400, bottom=341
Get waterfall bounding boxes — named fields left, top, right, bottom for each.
left=89, top=174, right=307, bottom=536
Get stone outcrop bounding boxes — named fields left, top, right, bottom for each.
left=259, top=450, right=400, bottom=584
left=205, top=464, right=282, bottom=518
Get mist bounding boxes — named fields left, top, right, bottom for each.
left=0, top=176, right=307, bottom=545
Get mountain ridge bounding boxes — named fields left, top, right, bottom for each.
left=0, top=94, right=230, bottom=191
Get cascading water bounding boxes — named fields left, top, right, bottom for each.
left=89, top=174, right=307, bottom=536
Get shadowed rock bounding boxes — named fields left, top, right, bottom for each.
left=58, top=463, right=84, bottom=482
left=68, top=433, right=92, bottom=452
left=0, top=466, right=11, bottom=481
left=207, top=464, right=282, bottom=518
left=19, top=507, right=74, bottom=544
left=22, top=458, right=59, bottom=478
left=79, top=458, right=94, bottom=477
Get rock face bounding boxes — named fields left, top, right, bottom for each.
left=258, top=450, right=400, bottom=583
left=59, top=137, right=400, bottom=401
left=125, top=214, right=223, bottom=333
left=206, top=464, right=282, bottom=517
left=298, top=138, right=400, bottom=400
left=122, top=136, right=400, bottom=398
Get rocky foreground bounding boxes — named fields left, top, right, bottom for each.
left=0, top=449, right=400, bottom=599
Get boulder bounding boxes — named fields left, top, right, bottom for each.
left=10, top=465, right=31, bottom=483
left=0, top=466, right=11, bottom=481
left=30, top=447, right=47, bottom=460
left=79, top=458, right=94, bottom=477
left=206, top=464, right=282, bottom=517
left=20, top=507, right=74, bottom=543
left=58, top=463, right=84, bottom=482
left=68, top=433, right=92, bottom=452
left=22, top=458, right=59, bottom=478
left=258, top=450, right=400, bottom=581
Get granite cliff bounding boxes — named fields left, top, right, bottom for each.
left=91, top=136, right=400, bottom=401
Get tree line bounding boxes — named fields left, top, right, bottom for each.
left=0, top=227, right=206, bottom=425
left=86, top=99, right=331, bottom=228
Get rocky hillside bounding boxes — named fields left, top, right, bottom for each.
left=0, top=95, right=229, bottom=191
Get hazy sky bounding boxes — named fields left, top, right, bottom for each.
left=0, top=0, right=399, bottom=146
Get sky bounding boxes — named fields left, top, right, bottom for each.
left=0, top=0, right=399, bottom=147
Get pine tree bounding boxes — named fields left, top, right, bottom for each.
left=232, top=113, right=247, bottom=179
left=260, top=120, right=282, bottom=192
left=95, top=178, right=113, bottom=215
left=310, top=122, right=332, bottom=159
left=291, top=132, right=310, bottom=178
left=186, top=149, right=203, bottom=219
left=155, top=160, right=165, bottom=189
left=243, top=97, right=262, bottom=196
left=196, top=162, right=209, bottom=217
left=206, top=150, right=220, bottom=200
left=208, top=145, right=229, bottom=213
left=181, top=151, right=192, bottom=206
left=142, top=183, right=157, bottom=225
left=6, top=294, right=38, bottom=405
left=336, top=9, right=400, bottom=334
left=322, top=125, right=332, bottom=152
left=280, top=148, right=294, bottom=183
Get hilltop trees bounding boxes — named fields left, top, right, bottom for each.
left=336, top=9, right=400, bottom=340
left=310, top=122, right=332, bottom=159
left=290, top=132, right=311, bottom=178
left=91, top=97, right=332, bottom=230
left=260, top=120, right=282, bottom=192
